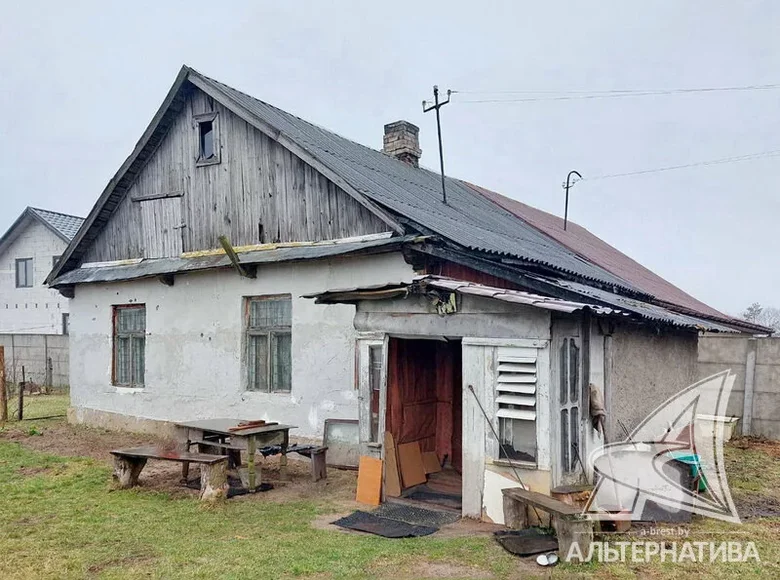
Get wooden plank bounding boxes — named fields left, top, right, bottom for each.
left=502, top=487, right=581, bottom=517
left=356, top=455, right=383, bottom=506
left=397, top=441, right=426, bottom=488
left=110, top=447, right=227, bottom=464
left=131, top=191, right=185, bottom=202
left=421, top=451, right=442, bottom=475
left=383, top=432, right=402, bottom=497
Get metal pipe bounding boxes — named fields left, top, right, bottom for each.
left=423, top=86, right=452, bottom=204
left=563, top=170, right=582, bottom=230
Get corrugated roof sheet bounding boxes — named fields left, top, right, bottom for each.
left=539, top=277, right=744, bottom=333
left=309, top=275, right=743, bottom=333
left=29, top=207, right=84, bottom=241
left=53, top=235, right=417, bottom=286
left=193, top=72, right=638, bottom=293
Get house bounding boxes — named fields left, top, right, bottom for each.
left=0, top=207, right=84, bottom=335
left=46, top=66, right=767, bottom=520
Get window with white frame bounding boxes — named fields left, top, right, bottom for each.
left=113, top=305, right=146, bottom=387
left=496, top=351, right=537, bottom=463
left=246, top=296, right=292, bottom=392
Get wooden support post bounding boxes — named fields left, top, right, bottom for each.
left=310, top=449, right=327, bottom=482
left=552, top=515, right=593, bottom=561
left=113, top=456, right=147, bottom=488
left=246, top=435, right=257, bottom=490
left=200, top=460, right=229, bottom=501
left=503, top=493, right=529, bottom=529
left=0, top=346, right=6, bottom=423
left=280, top=431, right=289, bottom=481
left=218, top=235, right=257, bottom=279
left=18, top=365, right=25, bottom=420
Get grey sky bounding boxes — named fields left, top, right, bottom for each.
left=1, top=1, right=777, bottom=316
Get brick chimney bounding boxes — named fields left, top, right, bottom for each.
left=382, top=120, right=422, bottom=167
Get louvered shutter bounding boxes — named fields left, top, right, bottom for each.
left=496, top=354, right=537, bottom=421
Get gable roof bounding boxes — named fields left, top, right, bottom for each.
left=48, top=65, right=638, bottom=292
left=46, top=65, right=763, bottom=333
left=0, top=207, right=84, bottom=255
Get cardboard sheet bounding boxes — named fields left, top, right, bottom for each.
left=397, top=441, right=427, bottom=488
left=356, top=456, right=383, bottom=505
left=421, top=451, right=442, bottom=474
left=384, top=432, right=402, bottom=497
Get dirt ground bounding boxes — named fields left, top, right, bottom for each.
left=0, top=418, right=502, bottom=539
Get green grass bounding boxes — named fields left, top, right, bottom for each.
left=0, top=404, right=778, bottom=578
left=5, top=392, right=69, bottom=422
left=0, top=443, right=520, bottom=579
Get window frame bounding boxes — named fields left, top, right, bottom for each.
left=244, top=295, right=292, bottom=393
left=112, top=304, right=146, bottom=388
left=194, top=112, right=220, bottom=167
left=15, top=258, right=33, bottom=288
left=62, top=313, right=70, bottom=336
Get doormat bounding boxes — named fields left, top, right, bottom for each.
left=494, top=528, right=558, bottom=557
left=404, top=488, right=462, bottom=510
left=372, top=503, right=460, bottom=527
left=333, top=511, right=438, bottom=538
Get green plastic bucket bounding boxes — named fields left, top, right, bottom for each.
left=667, top=451, right=708, bottom=492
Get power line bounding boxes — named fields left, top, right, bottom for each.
left=583, top=149, right=780, bottom=181
left=451, top=83, right=780, bottom=103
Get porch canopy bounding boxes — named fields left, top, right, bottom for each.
left=305, top=275, right=744, bottom=334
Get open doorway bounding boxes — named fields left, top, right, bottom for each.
left=385, top=337, right=462, bottom=511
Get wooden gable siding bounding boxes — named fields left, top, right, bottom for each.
left=83, top=87, right=390, bottom=263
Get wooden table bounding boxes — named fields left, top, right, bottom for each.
left=177, top=418, right=296, bottom=491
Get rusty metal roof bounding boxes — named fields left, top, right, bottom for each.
left=466, top=182, right=728, bottom=320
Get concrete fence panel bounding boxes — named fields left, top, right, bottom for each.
left=698, top=335, right=780, bottom=440
left=0, top=334, right=69, bottom=388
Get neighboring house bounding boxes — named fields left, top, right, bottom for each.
left=0, top=207, right=84, bottom=335
left=46, top=66, right=768, bottom=521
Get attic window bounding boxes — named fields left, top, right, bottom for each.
left=200, top=121, right=214, bottom=159
left=194, top=112, right=220, bottom=166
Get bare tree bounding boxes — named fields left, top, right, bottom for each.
left=742, top=302, right=780, bottom=332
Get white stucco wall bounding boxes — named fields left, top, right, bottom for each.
left=0, top=218, right=70, bottom=334
left=68, top=252, right=414, bottom=437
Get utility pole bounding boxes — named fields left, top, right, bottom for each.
left=423, top=86, right=451, bottom=204
left=563, top=170, right=582, bottom=231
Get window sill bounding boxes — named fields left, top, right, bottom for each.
left=489, top=458, right=538, bottom=470
left=111, top=386, right=145, bottom=394
left=196, top=157, right=221, bottom=167
left=243, top=390, right=292, bottom=395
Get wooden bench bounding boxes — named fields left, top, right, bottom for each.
left=110, top=447, right=229, bottom=501
left=502, top=487, right=593, bottom=559
left=260, top=444, right=328, bottom=482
